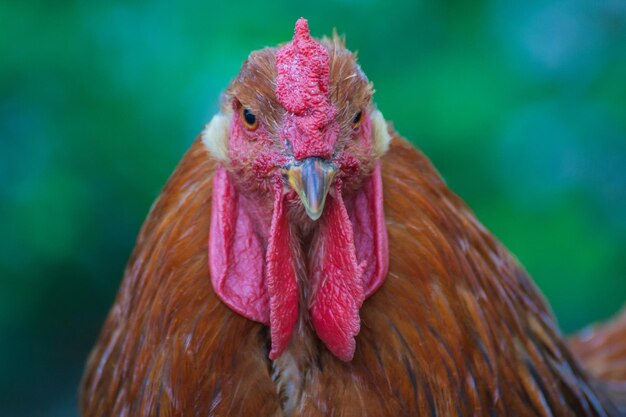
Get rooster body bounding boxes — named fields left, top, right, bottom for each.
left=81, top=20, right=626, bottom=416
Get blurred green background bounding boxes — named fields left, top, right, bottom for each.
left=1, top=0, right=625, bottom=416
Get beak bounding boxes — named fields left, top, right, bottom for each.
left=284, top=157, right=337, bottom=221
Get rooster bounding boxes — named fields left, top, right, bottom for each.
left=80, top=18, right=626, bottom=416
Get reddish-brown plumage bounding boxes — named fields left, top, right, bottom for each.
left=80, top=23, right=626, bottom=417
left=569, top=309, right=626, bottom=414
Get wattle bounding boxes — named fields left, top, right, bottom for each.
left=208, top=162, right=388, bottom=361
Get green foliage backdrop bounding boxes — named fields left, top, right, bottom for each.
left=1, top=1, right=625, bottom=416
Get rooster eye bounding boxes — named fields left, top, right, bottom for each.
left=241, top=107, right=259, bottom=131
left=352, top=111, right=363, bottom=129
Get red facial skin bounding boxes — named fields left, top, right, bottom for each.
left=209, top=18, right=388, bottom=361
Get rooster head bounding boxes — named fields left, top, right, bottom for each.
left=203, top=18, right=391, bottom=361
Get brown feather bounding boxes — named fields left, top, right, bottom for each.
left=569, top=309, right=626, bottom=414
left=79, top=142, right=282, bottom=416
left=80, top=134, right=622, bottom=416
left=225, top=48, right=281, bottom=131
left=224, top=38, right=372, bottom=139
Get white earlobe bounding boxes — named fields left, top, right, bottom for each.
left=371, top=109, right=391, bottom=157
left=202, top=113, right=230, bottom=162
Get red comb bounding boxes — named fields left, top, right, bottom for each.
left=276, top=18, right=336, bottom=159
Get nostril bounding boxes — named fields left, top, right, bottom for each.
left=283, top=139, right=293, bottom=153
